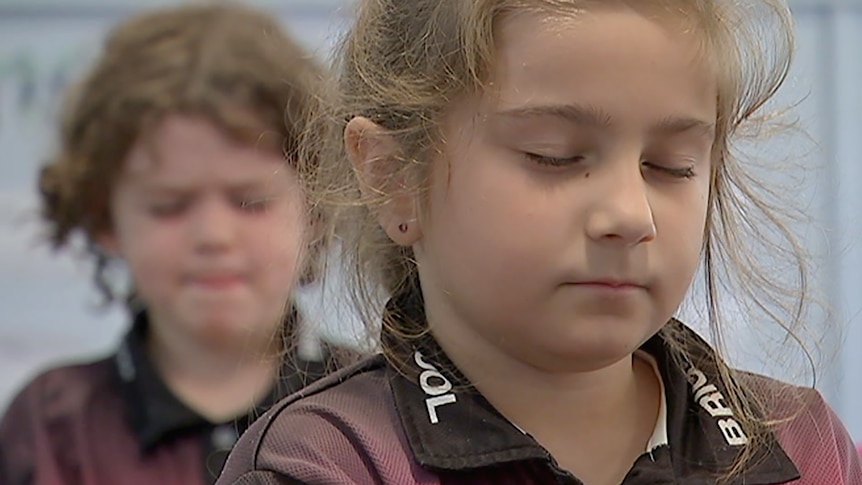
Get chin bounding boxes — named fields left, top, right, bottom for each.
left=525, top=324, right=652, bottom=372
left=538, top=343, right=638, bottom=372
left=189, top=314, right=277, bottom=346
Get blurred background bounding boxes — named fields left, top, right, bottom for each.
left=1, top=0, right=861, bottom=443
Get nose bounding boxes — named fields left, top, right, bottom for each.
left=190, top=198, right=238, bottom=253
left=585, top=160, right=656, bottom=245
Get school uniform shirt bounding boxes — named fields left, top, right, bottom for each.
left=217, top=293, right=862, bottom=485
left=0, top=310, right=329, bottom=485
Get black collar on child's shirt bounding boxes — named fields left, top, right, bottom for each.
left=383, top=291, right=801, bottom=485
left=113, top=309, right=327, bottom=479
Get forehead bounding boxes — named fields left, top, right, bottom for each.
left=481, top=6, right=716, bottom=121
left=119, top=115, right=287, bottom=185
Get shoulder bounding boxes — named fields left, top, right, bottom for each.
left=740, top=373, right=862, bottom=484
left=219, top=355, right=437, bottom=485
left=2, top=356, right=115, bottom=425
left=0, top=357, right=115, bottom=483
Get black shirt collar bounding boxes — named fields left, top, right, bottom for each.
left=114, top=309, right=324, bottom=453
left=383, top=292, right=800, bottom=484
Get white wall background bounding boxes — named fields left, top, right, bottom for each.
left=781, top=1, right=862, bottom=442
left=0, top=0, right=860, bottom=442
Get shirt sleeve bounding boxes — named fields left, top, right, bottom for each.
left=824, top=402, right=862, bottom=484
left=226, top=469, right=363, bottom=485
left=217, top=407, right=384, bottom=485
left=216, top=382, right=444, bottom=485
left=0, top=382, right=40, bottom=485
left=225, top=470, right=313, bottom=485
left=774, top=387, right=862, bottom=484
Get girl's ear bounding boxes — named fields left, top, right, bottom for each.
left=344, top=116, right=422, bottom=246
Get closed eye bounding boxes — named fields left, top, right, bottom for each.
left=524, top=152, right=586, bottom=167
left=642, top=161, right=696, bottom=179
left=237, top=196, right=276, bottom=213
left=148, top=200, right=189, bottom=217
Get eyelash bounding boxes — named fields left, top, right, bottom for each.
left=525, top=153, right=696, bottom=179
left=524, top=153, right=585, bottom=167
left=642, top=162, right=696, bottom=179
left=239, top=197, right=272, bottom=212
left=149, top=202, right=187, bottom=217
left=148, top=196, right=273, bottom=217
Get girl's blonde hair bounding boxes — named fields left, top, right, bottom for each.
left=39, top=3, right=325, bottom=303
left=303, top=0, right=811, bottom=479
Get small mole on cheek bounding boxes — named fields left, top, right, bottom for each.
left=584, top=172, right=590, bottom=179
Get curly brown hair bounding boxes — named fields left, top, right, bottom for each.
left=38, top=3, right=324, bottom=303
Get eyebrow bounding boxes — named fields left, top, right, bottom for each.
left=495, top=103, right=715, bottom=137
left=140, top=178, right=274, bottom=193
left=138, top=186, right=193, bottom=198
left=653, top=115, right=716, bottom=138
left=496, top=104, right=613, bottom=128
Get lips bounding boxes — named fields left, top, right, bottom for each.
left=566, top=279, right=647, bottom=290
left=186, top=273, right=246, bottom=289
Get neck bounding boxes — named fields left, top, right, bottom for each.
left=432, top=317, right=660, bottom=485
left=145, top=313, right=282, bottom=423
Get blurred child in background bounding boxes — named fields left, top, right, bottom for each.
left=0, top=4, right=332, bottom=484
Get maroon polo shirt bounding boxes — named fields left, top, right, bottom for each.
left=218, top=293, right=862, bottom=484
left=0, top=310, right=330, bottom=485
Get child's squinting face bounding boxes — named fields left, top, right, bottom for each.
left=102, top=115, right=306, bottom=350
left=415, top=8, right=715, bottom=372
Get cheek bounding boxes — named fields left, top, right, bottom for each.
left=248, top=201, right=309, bottom=282
left=423, top=153, right=551, bottom=291
left=425, top=157, right=498, bottom=254
left=655, top=179, right=709, bottom=234
left=112, top=214, right=185, bottom=281
left=128, top=260, right=172, bottom=301
left=118, top=239, right=181, bottom=305
left=429, top=142, right=512, bottom=231
left=654, top=188, right=708, bottom=284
